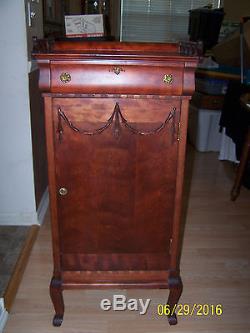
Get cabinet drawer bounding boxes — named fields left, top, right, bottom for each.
left=51, top=62, right=183, bottom=95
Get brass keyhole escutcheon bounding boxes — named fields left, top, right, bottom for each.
left=60, top=72, right=71, bottom=83
left=163, top=74, right=173, bottom=85
left=110, top=66, right=125, bottom=75
left=59, top=187, right=68, bottom=196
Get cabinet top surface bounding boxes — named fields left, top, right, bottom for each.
left=33, top=40, right=199, bottom=62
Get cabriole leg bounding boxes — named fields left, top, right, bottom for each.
left=50, top=277, right=64, bottom=327
left=167, top=275, right=183, bottom=325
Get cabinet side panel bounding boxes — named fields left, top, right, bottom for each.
left=44, top=96, right=61, bottom=276
left=170, top=98, right=190, bottom=270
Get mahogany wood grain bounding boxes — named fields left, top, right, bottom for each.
left=38, top=60, right=51, bottom=92
left=50, top=62, right=183, bottom=95
left=34, top=41, right=198, bottom=96
left=35, top=41, right=198, bottom=326
left=54, top=98, right=178, bottom=274
left=62, top=270, right=169, bottom=287
left=44, top=96, right=61, bottom=278
left=170, top=99, right=190, bottom=271
left=61, top=253, right=170, bottom=271
left=50, top=41, right=180, bottom=53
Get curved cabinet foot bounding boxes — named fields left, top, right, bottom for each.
left=50, top=277, right=64, bottom=327
left=167, top=275, right=183, bottom=325
left=231, top=187, right=240, bottom=201
left=168, top=313, right=177, bottom=325
left=53, top=314, right=64, bottom=327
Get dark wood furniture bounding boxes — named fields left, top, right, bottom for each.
left=29, top=69, right=48, bottom=209
left=34, top=41, right=197, bottom=326
left=231, top=93, right=250, bottom=200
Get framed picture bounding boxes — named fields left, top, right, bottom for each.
left=65, top=14, right=104, bottom=37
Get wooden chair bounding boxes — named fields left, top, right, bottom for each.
left=231, top=93, right=250, bottom=200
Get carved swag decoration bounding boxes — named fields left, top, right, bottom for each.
left=57, top=103, right=177, bottom=142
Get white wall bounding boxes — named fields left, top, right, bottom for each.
left=0, top=0, right=37, bottom=225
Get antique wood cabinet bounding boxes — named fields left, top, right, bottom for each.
left=34, top=41, right=197, bottom=326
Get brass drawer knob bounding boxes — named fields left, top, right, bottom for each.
left=60, top=72, right=71, bottom=83
left=59, top=187, right=68, bottom=196
left=163, top=74, right=173, bottom=84
left=110, top=66, right=125, bottom=75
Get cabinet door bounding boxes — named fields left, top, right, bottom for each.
left=52, top=97, right=180, bottom=271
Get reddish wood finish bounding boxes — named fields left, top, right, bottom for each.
left=62, top=270, right=169, bottom=288
left=50, top=41, right=180, bottom=53
left=50, top=62, right=183, bottom=95
left=50, top=277, right=64, bottom=327
left=34, top=41, right=198, bottom=326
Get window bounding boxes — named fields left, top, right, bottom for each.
left=121, top=0, right=222, bottom=42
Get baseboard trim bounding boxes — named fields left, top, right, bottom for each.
left=4, top=225, right=39, bottom=312
left=0, top=212, right=38, bottom=226
left=0, top=188, right=49, bottom=226
left=37, top=187, right=49, bottom=225
left=0, top=298, right=8, bottom=333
